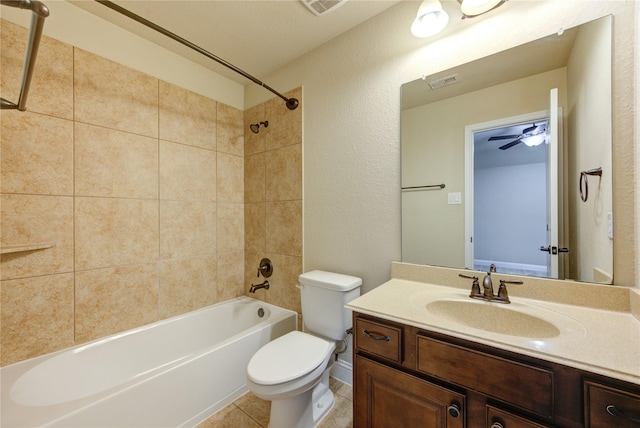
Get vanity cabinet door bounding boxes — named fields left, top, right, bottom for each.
left=584, top=381, right=640, bottom=427
left=487, top=405, right=551, bottom=428
left=355, top=355, right=465, bottom=428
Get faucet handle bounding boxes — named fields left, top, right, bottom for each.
left=459, top=273, right=482, bottom=299
left=495, top=279, right=523, bottom=303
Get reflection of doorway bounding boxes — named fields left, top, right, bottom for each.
left=464, top=111, right=550, bottom=277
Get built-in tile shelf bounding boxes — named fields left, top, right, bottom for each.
left=0, top=243, right=55, bottom=255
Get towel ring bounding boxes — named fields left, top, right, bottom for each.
left=579, top=168, right=602, bottom=202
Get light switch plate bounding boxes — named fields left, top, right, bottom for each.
left=448, top=192, right=461, bottom=205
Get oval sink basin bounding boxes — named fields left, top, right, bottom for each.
left=425, top=299, right=561, bottom=339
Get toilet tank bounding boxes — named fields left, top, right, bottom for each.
left=299, top=270, right=362, bottom=340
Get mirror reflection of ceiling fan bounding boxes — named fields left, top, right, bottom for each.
left=489, top=123, right=548, bottom=150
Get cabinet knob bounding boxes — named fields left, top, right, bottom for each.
left=490, top=423, right=504, bottom=428
left=447, top=404, right=461, bottom=418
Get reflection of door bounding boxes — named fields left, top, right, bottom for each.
left=545, top=88, right=561, bottom=278
left=464, top=92, right=560, bottom=277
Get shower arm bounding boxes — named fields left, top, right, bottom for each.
left=95, top=0, right=299, bottom=110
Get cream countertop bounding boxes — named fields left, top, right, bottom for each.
left=347, top=277, right=640, bottom=385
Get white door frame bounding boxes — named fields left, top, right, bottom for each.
left=464, top=110, right=550, bottom=270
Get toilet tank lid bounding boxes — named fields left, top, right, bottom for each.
left=298, top=270, right=362, bottom=291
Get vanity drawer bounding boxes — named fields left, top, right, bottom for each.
left=354, top=317, right=402, bottom=363
left=584, top=380, right=640, bottom=427
left=417, top=335, right=553, bottom=418
left=487, top=405, right=550, bottom=428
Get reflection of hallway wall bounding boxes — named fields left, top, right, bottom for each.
left=474, top=162, right=547, bottom=268
left=401, top=68, right=566, bottom=268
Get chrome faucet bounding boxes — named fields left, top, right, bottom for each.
left=249, top=280, right=270, bottom=293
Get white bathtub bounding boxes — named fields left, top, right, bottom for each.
left=1, top=297, right=297, bottom=427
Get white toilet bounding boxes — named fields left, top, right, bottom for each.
left=246, top=270, right=362, bottom=428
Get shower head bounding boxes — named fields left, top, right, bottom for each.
left=250, top=121, right=268, bottom=134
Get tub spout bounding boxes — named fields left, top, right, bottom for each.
left=250, top=280, right=270, bottom=293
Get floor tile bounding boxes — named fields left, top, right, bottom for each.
left=199, top=377, right=353, bottom=427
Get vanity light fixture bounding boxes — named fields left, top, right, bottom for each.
left=411, top=0, right=449, bottom=38
left=458, top=0, right=506, bottom=18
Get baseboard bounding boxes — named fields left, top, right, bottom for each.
left=330, top=358, right=353, bottom=385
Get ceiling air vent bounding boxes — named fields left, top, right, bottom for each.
left=428, top=74, right=460, bottom=90
left=302, top=0, right=347, bottom=16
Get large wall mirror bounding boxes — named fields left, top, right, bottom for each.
left=401, top=16, right=613, bottom=284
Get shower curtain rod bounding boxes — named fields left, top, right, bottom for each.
left=0, top=0, right=50, bottom=111
left=95, top=0, right=299, bottom=110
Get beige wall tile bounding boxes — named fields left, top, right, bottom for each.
left=0, top=27, right=252, bottom=366
left=160, top=200, right=216, bottom=259
left=75, top=123, right=158, bottom=199
left=266, top=143, right=302, bottom=201
left=265, top=87, right=302, bottom=151
left=244, top=152, right=265, bottom=203
left=217, top=103, right=243, bottom=156
left=75, top=197, right=159, bottom=270
left=217, top=153, right=244, bottom=203
left=218, top=203, right=244, bottom=253
left=244, top=202, right=266, bottom=253
left=159, top=81, right=216, bottom=150
left=244, top=103, right=266, bottom=156
left=75, top=264, right=159, bottom=343
left=1, top=273, right=74, bottom=366
left=1, top=112, right=73, bottom=195
left=264, top=253, right=302, bottom=314
left=159, top=256, right=217, bottom=318
left=74, top=49, right=158, bottom=137
left=0, top=20, right=73, bottom=119
left=160, top=140, right=216, bottom=202
left=1, top=194, right=73, bottom=280
left=266, top=200, right=302, bottom=256
left=218, top=251, right=244, bottom=301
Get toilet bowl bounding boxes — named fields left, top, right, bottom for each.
left=246, top=270, right=362, bottom=428
left=247, top=331, right=336, bottom=427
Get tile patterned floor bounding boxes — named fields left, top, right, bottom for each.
left=197, top=377, right=353, bottom=428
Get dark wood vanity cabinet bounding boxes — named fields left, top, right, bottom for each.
left=353, top=312, right=640, bottom=428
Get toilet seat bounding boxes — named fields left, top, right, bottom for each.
left=247, top=331, right=335, bottom=386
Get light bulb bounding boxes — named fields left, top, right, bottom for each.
left=411, top=0, right=449, bottom=38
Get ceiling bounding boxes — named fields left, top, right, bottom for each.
left=71, top=0, right=404, bottom=85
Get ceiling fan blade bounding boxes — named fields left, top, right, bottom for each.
left=489, top=135, right=521, bottom=141
left=499, top=139, right=523, bottom=150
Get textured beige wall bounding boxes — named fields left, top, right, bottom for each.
left=0, top=19, right=245, bottom=365
left=246, top=0, right=636, bottom=290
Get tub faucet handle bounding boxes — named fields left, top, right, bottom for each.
left=256, top=258, right=273, bottom=278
